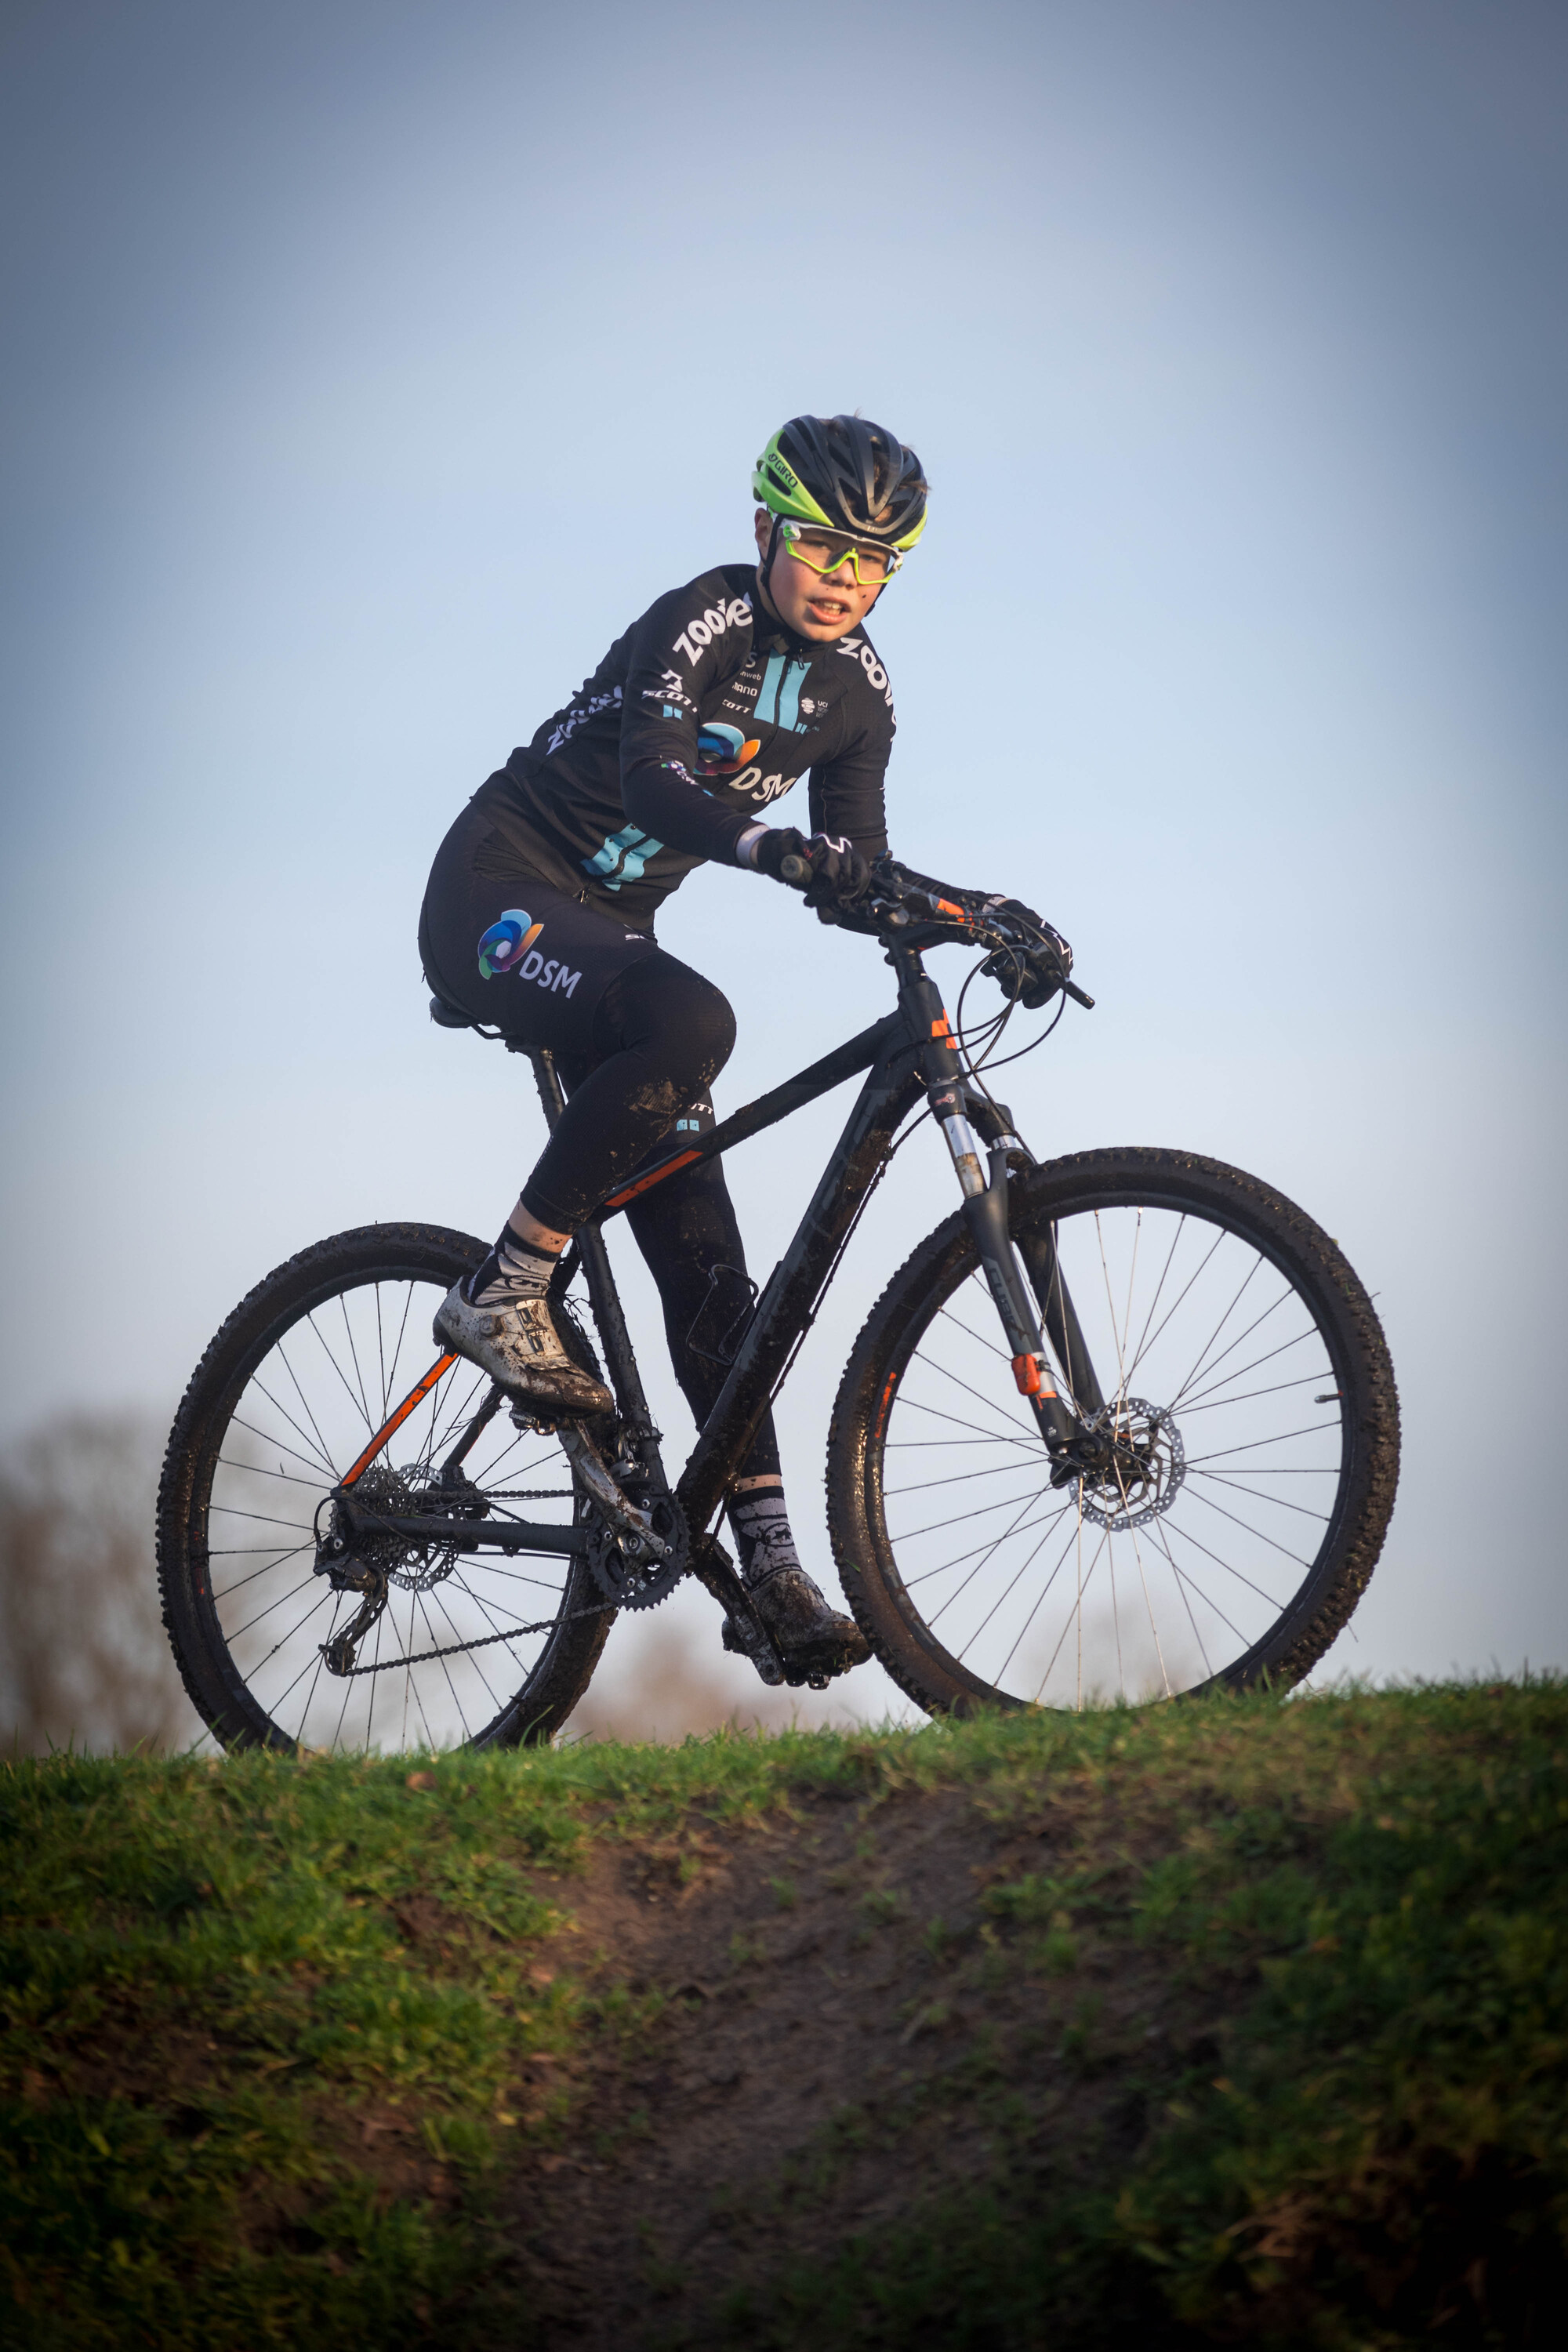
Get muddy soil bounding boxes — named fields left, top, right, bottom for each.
left=491, top=1781, right=1225, bottom=2348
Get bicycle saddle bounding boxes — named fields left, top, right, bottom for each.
left=428, top=991, right=475, bottom=1030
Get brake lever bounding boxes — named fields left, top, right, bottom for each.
left=982, top=926, right=1097, bottom=1013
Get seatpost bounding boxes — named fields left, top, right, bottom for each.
left=888, top=944, right=1077, bottom=1449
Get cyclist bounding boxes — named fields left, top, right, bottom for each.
left=419, top=413, right=928, bottom=1682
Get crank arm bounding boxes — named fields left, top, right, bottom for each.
left=557, top=1423, right=674, bottom=1561
left=690, top=1530, right=785, bottom=1687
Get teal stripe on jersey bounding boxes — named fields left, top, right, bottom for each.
left=754, top=653, right=786, bottom=726
left=776, top=659, right=810, bottom=733
left=583, top=823, right=665, bottom=890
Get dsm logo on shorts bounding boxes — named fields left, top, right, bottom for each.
left=476, top=909, right=583, bottom=998
left=477, top=910, right=543, bottom=978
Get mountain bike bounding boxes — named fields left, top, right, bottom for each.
left=157, top=857, right=1400, bottom=1754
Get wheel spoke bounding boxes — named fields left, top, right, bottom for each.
left=908, top=1349, right=1039, bottom=1439
left=1166, top=1253, right=1266, bottom=1410
left=884, top=1396, right=1042, bottom=1448
left=993, top=1515, right=1083, bottom=1683
left=1178, top=1367, right=1330, bottom=1414
left=1123, top=1214, right=1186, bottom=1388
left=1192, top=1471, right=1330, bottom=1523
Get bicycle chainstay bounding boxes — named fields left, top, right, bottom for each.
left=318, top=1443, right=683, bottom=1678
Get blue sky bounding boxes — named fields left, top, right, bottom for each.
left=2, top=0, right=1564, bottom=1713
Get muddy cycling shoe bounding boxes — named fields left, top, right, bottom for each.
left=432, top=1282, right=613, bottom=1418
left=742, top=1567, right=870, bottom=1680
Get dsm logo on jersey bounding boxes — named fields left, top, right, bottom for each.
left=695, top=722, right=762, bottom=778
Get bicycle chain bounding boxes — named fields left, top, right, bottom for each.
left=323, top=1482, right=641, bottom=1676
left=325, top=1593, right=616, bottom=1678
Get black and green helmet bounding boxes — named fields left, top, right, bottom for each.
left=752, top=414, right=928, bottom=553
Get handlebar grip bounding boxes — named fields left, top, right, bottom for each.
left=779, top=853, right=809, bottom=886
left=1063, top=979, right=1095, bottom=1009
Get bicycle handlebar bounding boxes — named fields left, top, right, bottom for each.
left=775, top=851, right=1094, bottom=1011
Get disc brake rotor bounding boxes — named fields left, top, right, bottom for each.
left=1072, top=1396, right=1185, bottom=1532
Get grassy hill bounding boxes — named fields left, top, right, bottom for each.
left=3, top=1683, right=1565, bottom=2349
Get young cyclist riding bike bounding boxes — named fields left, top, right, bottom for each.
left=417, top=412, right=1058, bottom=1684
left=157, top=416, right=1398, bottom=1754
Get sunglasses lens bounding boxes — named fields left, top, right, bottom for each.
left=782, top=527, right=895, bottom=583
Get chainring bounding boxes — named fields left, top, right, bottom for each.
left=586, top=1491, right=689, bottom=1611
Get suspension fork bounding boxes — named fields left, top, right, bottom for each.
left=889, top=947, right=1080, bottom=1452
left=955, top=1094, right=1107, bottom=1423
left=1013, top=1220, right=1106, bottom=1421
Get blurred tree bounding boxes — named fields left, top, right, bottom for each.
left=0, top=1412, right=202, bottom=1754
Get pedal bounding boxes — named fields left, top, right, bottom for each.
left=696, top=1530, right=786, bottom=1687
left=722, top=1613, right=784, bottom=1686
left=781, top=1664, right=834, bottom=1692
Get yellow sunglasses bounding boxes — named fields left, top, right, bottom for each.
left=778, top=520, right=903, bottom=585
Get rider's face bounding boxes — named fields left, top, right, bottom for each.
left=753, top=508, right=884, bottom=640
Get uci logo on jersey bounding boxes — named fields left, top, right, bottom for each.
left=477, top=911, right=581, bottom=997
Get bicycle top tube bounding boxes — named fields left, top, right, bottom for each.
left=597, top=1008, right=909, bottom=1216
left=562, top=855, right=1083, bottom=1222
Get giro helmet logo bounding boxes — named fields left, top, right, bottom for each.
left=695, top=722, right=762, bottom=777
left=477, top=909, right=543, bottom=979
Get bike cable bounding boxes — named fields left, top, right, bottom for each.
left=950, top=931, right=1070, bottom=1126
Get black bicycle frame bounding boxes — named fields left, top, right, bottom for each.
left=338, top=942, right=1105, bottom=1580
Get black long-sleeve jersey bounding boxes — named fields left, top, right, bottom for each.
left=471, top=561, right=896, bottom=930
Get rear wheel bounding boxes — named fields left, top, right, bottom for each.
left=157, top=1223, right=614, bottom=1753
left=828, top=1149, right=1399, bottom=1716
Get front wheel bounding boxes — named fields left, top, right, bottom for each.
left=827, top=1148, right=1399, bottom=1716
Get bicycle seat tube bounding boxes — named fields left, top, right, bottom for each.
left=675, top=1029, right=923, bottom=1534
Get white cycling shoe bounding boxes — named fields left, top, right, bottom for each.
left=433, top=1282, right=613, bottom=1419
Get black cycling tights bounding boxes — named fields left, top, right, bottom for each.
left=525, top=954, right=781, bottom=1486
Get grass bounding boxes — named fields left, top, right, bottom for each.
left=3, top=1681, right=1566, bottom=2347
